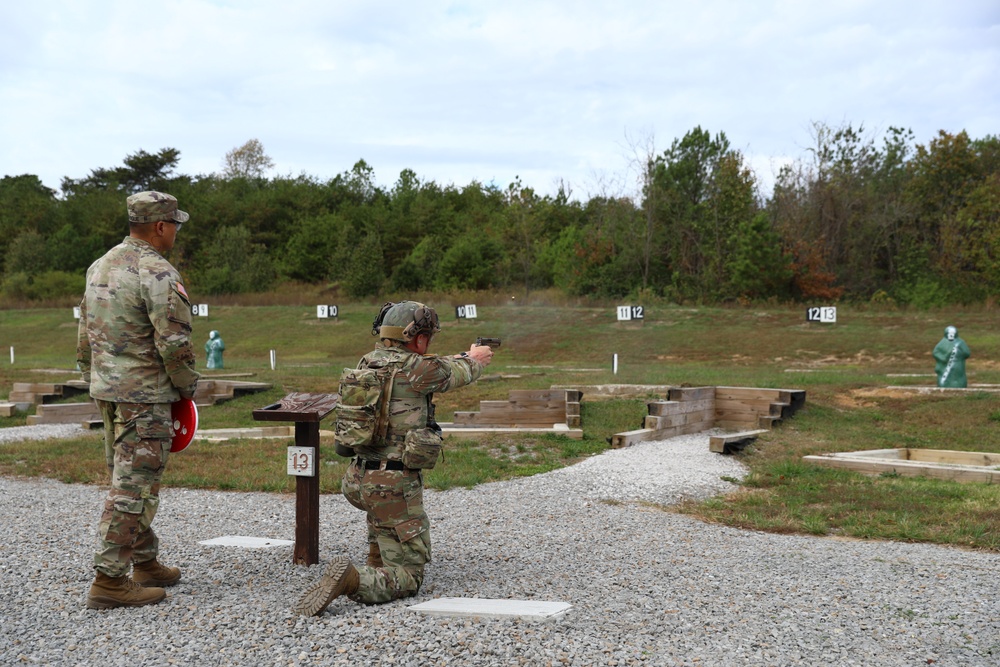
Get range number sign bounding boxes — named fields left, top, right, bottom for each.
left=806, top=306, right=837, bottom=323
left=616, top=306, right=644, bottom=321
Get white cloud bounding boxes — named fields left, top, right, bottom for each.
left=0, top=0, right=997, bottom=198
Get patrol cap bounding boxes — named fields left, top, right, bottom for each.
left=127, top=191, right=190, bottom=224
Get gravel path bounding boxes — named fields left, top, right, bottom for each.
left=0, top=423, right=91, bottom=444
left=1, top=427, right=998, bottom=666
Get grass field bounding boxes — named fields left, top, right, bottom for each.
left=2, top=295, right=999, bottom=550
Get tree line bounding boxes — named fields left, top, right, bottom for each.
left=2, top=127, right=998, bottom=307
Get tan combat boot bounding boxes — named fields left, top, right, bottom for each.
left=86, top=572, right=166, bottom=609
left=132, top=559, right=182, bottom=587
left=367, top=542, right=383, bottom=568
left=292, top=556, right=360, bottom=616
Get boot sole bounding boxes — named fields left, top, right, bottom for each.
left=292, top=556, right=351, bottom=616
left=86, top=590, right=166, bottom=610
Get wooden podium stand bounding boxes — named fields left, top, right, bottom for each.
left=252, top=392, right=338, bottom=565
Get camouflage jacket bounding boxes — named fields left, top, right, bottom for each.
left=351, top=342, right=483, bottom=461
left=76, top=237, right=200, bottom=403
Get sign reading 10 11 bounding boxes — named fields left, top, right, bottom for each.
left=806, top=306, right=837, bottom=323
left=455, top=304, right=478, bottom=319
left=616, top=306, right=644, bottom=321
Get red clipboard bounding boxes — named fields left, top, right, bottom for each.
left=171, top=398, right=199, bottom=453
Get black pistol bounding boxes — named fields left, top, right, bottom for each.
left=475, top=337, right=501, bottom=349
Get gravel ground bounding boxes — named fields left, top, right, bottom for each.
left=1, top=426, right=999, bottom=666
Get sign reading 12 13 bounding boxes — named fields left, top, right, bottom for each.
left=616, top=306, right=644, bottom=321
left=806, top=306, right=837, bottom=323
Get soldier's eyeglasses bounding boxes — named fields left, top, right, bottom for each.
left=165, top=220, right=183, bottom=231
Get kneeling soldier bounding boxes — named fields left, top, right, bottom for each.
left=293, top=301, right=493, bottom=614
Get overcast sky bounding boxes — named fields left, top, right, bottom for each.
left=2, top=1, right=997, bottom=200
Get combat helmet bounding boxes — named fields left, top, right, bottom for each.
left=371, top=301, right=441, bottom=342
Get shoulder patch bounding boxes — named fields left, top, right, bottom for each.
left=175, top=282, right=188, bottom=299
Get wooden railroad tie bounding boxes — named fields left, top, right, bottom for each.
left=610, top=386, right=806, bottom=449
left=709, top=429, right=768, bottom=455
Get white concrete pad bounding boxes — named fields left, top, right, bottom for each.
left=408, top=597, right=572, bottom=622
left=198, top=535, right=293, bottom=549
left=887, top=385, right=1000, bottom=393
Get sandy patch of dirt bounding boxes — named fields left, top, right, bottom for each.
left=832, top=387, right=918, bottom=409
left=783, top=350, right=920, bottom=368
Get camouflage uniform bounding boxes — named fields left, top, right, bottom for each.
left=77, top=192, right=199, bottom=578
left=341, top=342, right=482, bottom=604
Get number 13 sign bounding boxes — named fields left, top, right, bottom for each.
left=287, top=447, right=315, bottom=477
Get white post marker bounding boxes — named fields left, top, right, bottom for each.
left=269, top=349, right=276, bottom=370
left=9, top=346, right=13, bottom=364
left=73, top=306, right=81, bottom=319
left=613, top=353, right=618, bottom=375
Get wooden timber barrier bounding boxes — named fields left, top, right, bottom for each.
left=610, top=385, right=805, bottom=450
left=451, top=388, right=582, bottom=429
left=27, top=400, right=100, bottom=426
left=8, top=381, right=90, bottom=408
left=191, top=379, right=273, bottom=407
left=16, top=379, right=272, bottom=426
left=803, top=448, right=1000, bottom=484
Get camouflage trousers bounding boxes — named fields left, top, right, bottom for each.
left=341, top=462, right=431, bottom=604
left=94, top=400, right=172, bottom=577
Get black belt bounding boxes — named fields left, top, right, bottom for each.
left=356, top=458, right=406, bottom=471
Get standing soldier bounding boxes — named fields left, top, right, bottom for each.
left=293, top=301, right=494, bottom=615
left=77, top=191, right=200, bottom=609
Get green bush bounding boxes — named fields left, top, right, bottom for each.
left=191, top=225, right=276, bottom=295
left=894, top=277, right=951, bottom=309
left=1, top=270, right=85, bottom=300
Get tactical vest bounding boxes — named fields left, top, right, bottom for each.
left=334, top=349, right=430, bottom=461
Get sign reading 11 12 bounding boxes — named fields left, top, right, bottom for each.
left=616, top=306, right=644, bottom=321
